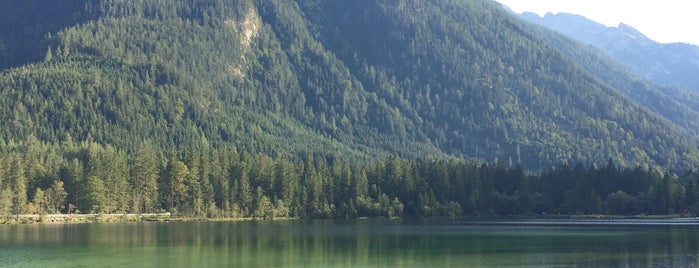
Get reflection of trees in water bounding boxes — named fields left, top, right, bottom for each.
left=3, top=221, right=699, bottom=267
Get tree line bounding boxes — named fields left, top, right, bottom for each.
left=1, top=139, right=697, bottom=220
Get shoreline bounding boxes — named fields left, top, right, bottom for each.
left=2, top=213, right=172, bottom=224
left=2, top=213, right=695, bottom=225
left=0, top=213, right=302, bottom=224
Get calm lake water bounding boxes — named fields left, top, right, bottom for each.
left=1, top=219, right=699, bottom=267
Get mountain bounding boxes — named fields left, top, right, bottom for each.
left=520, top=12, right=699, bottom=92
left=0, top=1, right=99, bottom=69
left=510, top=11, right=699, bottom=141
left=1, top=0, right=698, bottom=170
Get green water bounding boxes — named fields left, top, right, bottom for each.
left=1, top=219, right=699, bottom=267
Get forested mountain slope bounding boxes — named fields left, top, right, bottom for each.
left=1, top=0, right=698, bottom=171
left=260, top=0, right=699, bottom=169
left=510, top=12, right=699, bottom=140
left=520, top=12, right=699, bottom=92
left=0, top=1, right=99, bottom=69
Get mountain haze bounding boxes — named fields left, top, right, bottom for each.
left=510, top=11, right=699, bottom=141
left=520, top=12, right=699, bottom=92
left=1, top=0, right=698, bottom=170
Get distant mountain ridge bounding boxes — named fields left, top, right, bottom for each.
left=520, top=11, right=699, bottom=91
left=511, top=11, right=699, bottom=142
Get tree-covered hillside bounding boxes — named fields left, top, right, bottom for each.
left=520, top=12, right=699, bottom=92
left=278, top=0, right=699, bottom=169
left=0, top=0, right=100, bottom=69
left=2, top=0, right=699, bottom=218
left=1, top=0, right=698, bottom=170
left=513, top=12, right=699, bottom=140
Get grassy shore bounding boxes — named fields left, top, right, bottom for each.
left=0, top=213, right=302, bottom=224
left=1, top=213, right=174, bottom=224
left=2, top=213, right=695, bottom=224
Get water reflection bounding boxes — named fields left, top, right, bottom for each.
left=1, top=220, right=699, bottom=267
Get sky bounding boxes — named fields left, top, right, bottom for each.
left=494, top=0, right=698, bottom=45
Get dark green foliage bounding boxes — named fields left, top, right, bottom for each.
left=1, top=0, right=699, bottom=218
left=0, top=0, right=100, bottom=69
left=7, top=154, right=27, bottom=214
left=2, top=143, right=699, bottom=218
left=131, top=143, right=160, bottom=213
left=82, top=175, right=106, bottom=213
left=518, top=13, right=699, bottom=139
left=1, top=0, right=698, bottom=170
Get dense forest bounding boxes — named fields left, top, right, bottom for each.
left=1, top=141, right=698, bottom=218
left=1, top=0, right=698, bottom=169
left=1, top=0, right=699, bottom=219
left=518, top=13, right=699, bottom=139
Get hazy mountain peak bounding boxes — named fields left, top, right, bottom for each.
left=519, top=11, right=699, bottom=91
left=616, top=23, right=649, bottom=41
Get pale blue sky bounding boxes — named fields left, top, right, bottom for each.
left=495, top=0, right=697, bottom=45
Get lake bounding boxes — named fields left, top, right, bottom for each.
left=1, top=219, right=699, bottom=267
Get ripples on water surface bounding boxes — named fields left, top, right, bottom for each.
left=1, top=218, right=699, bottom=267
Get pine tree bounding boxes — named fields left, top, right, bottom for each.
left=167, top=160, right=189, bottom=213
left=8, top=154, right=27, bottom=214
left=131, top=144, right=159, bottom=213
left=232, top=160, right=252, bottom=216
left=43, top=47, right=53, bottom=63
left=82, top=176, right=106, bottom=213
left=103, top=146, right=131, bottom=213
left=46, top=180, right=67, bottom=214
left=0, top=188, right=13, bottom=218
left=274, top=155, right=298, bottom=212
left=32, top=188, right=46, bottom=214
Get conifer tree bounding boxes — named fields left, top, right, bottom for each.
left=82, top=176, right=106, bottom=213
left=46, top=180, right=67, bottom=214
left=131, top=144, right=159, bottom=213
left=8, top=154, right=27, bottom=214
